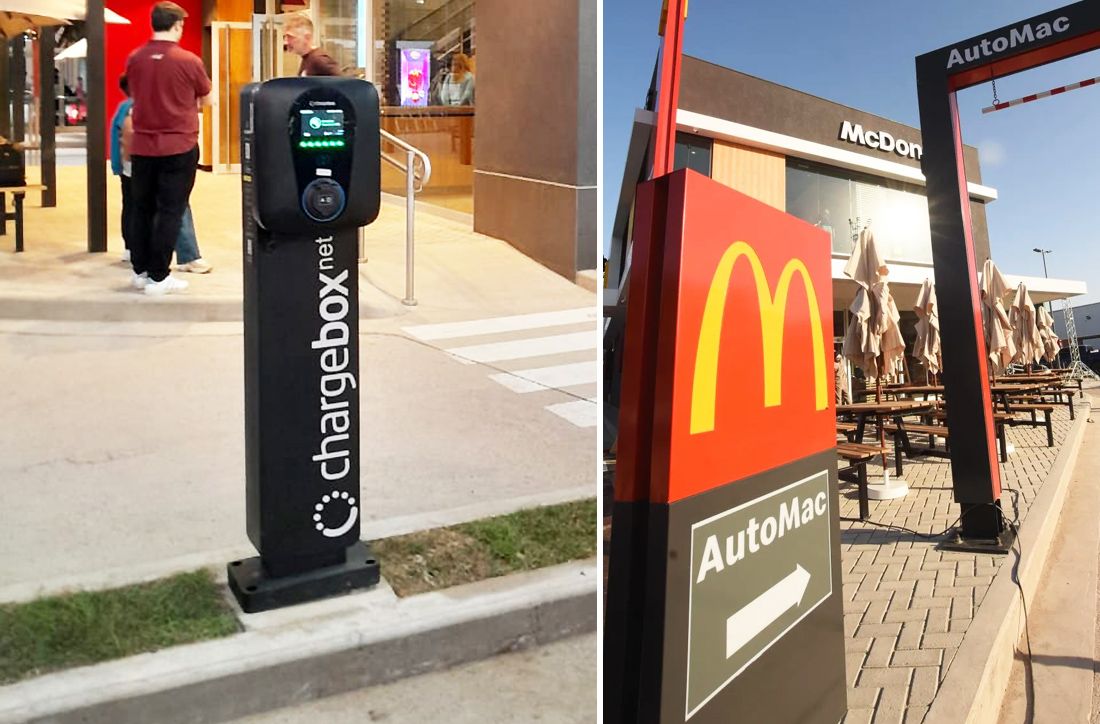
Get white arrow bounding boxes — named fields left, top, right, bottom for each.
left=726, top=565, right=811, bottom=659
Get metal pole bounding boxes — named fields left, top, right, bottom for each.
left=12, top=35, right=24, bottom=144
left=402, top=148, right=416, bottom=306
left=86, top=0, right=108, bottom=252
left=1034, top=248, right=1053, bottom=319
left=37, top=30, right=56, bottom=207
left=0, top=39, right=11, bottom=139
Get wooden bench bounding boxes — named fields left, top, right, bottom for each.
left=1003, top=403, right=1055, bottom=447
left=837, top=442, right=884, bottom=521
left=837, top=421, right=859, bottom=442
left=894, top=418, right=1010, bottom=463
left=0, top=184, right=45, bottom=252
left=1007, top=389, right=1076, bottom=420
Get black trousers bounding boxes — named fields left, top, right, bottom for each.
left=131, top=147, right=199, bottom=282
left=119, top=174, right=133, bottom=251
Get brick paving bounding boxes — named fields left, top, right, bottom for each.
left=603, top=387, right=1094, bottom=722
left=838, top=401, right=1079, bottom=724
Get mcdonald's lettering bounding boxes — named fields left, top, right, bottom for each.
left=690, top=240, right=827, bottom=435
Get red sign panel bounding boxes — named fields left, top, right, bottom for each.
left=620, top=170, right=835, bottom=504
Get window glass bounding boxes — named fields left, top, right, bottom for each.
left=674, top=132, right=712, bottom=176
left=314, top=0, right=478, bottom=213
left=786, top=159, right=932, bottom=264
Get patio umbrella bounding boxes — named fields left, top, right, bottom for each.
left=980, top=259, right=1016, bottom=375
left=1037, top=305, right=1060, bottom=364
left=0, top=8, right=68, bottom=36
left=7, top=1, right=130, bottom=25
left=55, top=37, right=85, bottom=61
left=913, top=278, right=941, bottom=383
left=1009, top=282, right=1042, bottom=370
left=842, top=227, right=886, bottom=377
left=842, top=227, right=906, bottom=489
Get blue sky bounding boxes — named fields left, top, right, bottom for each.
left=603, top=0, right=1100, bottom=305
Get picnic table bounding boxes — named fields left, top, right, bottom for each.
left=836, top=401, right=938, bottom=468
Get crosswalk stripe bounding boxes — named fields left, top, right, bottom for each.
left=446, top=332, right=593, bottom=363
left=402, top=308, right=595, bottom=341
left=488, top=361, right=597, bottom=394
left=546, top=399, right=598, bottom=428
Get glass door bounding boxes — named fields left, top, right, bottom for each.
left=212, top=22, right=253, bottom=173
left=253, top=14, right=308, bottom=81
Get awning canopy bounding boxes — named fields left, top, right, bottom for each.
left=55, top=37, right=85, bottom=61
left=830, top=258, right=1086, bottom=310
left=26, top=1, right=130, bottom=24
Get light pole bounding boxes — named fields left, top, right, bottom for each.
left=1033, top=247, right=1051, bottom=278
left=1033, top=248, right=1057, bottom=365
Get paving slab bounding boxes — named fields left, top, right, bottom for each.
left=1, top=166, right=593, bottom=323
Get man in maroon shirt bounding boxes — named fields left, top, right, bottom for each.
left=125, top=1, right=211, bottom=295
left=283, top=14, right=342, bottom=77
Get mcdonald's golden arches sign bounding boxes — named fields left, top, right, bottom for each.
left=656, top=171, right=834, bottom=503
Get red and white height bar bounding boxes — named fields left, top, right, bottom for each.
left=982, top=75, right=1100, bottom=113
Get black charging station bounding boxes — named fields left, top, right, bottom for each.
left=228, top=77, right=381, bottom=613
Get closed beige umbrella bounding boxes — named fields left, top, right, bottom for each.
left=913, top=278, right=941, bottom=382
left=842, top=228, right=886, bottom=377
left=842, top=227, right=907, bottom=495
left=981, top=259, right=1015, bottom=374
left=1009, top=282, right=1042, bottom=369
left=1037, top=305, right=1060, bottom=364
left=842, top=228, right=905, bottom=380
left=874, top=279, right=906, bottom=381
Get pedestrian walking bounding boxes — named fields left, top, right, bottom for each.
left=283, top=14, right=342, bottom=76
left=125, top=1, right=211, bottom=295
left=121, top=98, right=211, bottom=276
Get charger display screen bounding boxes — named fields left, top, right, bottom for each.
left=299, top=109, right=345, bottom=148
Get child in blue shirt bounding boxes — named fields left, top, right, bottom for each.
left=109, top=76, right=134, bottom=262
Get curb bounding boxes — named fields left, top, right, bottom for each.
left=925, top=404, right=1091, bottom=724
left=0, top=560, right=596, bottom=724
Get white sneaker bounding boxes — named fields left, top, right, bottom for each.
left=121, top=249, right=131, bottom=263
left=130, top=271, right=148, bottom=290
left=144, top=275, right=189, bottom=296
left=178, top=258, right=213, bottom=274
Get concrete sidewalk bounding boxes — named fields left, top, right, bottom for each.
left=995, top=388, right=1100, bottom=723
left=0, top=165, right=598, bottom=600
left=0, top=166, right=594, bottom=323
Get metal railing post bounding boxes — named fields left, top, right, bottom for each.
left=403, top=148, right=417, bottom=306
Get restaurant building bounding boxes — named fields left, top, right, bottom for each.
left=100, top=0, right=595, bottom=279
left=610, top=56, right=1087, bottom=361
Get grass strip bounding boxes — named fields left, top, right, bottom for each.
left=373, top=498, right=597, bottom=597
left=0, top=500, right=596, bottom=683
left=0, top=569, right=238, bottom=685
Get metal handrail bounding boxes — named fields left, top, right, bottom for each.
left=380, top=129, right=432, bottom=190
left=360, top=129, right=432, bottom=306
